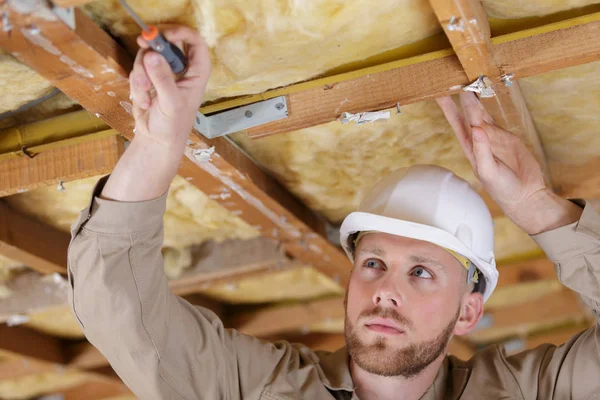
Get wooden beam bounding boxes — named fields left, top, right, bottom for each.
left=496, top=257, right=556, bottom=288
left=62, top=379, right=133, bottom=400
left=0, top=135, right=124, bottom=197
left=0, top=201, right=69, bottom=274
left=231, top=296, right=344, bottom=337
left=0, top=324, right=65, bottom=365
left=1, top=2, right=350, bottom=287
left=468, top=289, right=587, bottom=343
left=428, top=0, right=552, bottom=186
left=192, top=13, right=600, bottom=138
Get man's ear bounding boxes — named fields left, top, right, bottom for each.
left=453, top=292, right=484, bottom=336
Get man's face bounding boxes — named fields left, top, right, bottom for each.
left=345, top=232, right=481, bottom=378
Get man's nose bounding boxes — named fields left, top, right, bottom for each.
left=373, top=289, right=401, bottom=307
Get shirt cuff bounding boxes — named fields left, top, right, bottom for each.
left=81, top=175, right=168, bottom=234
left=531, top=199, right=600, bottom=262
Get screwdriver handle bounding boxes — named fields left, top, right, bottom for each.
left=142, top=26, right=188, bottom=75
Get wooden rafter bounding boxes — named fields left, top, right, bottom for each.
left=468, top=289, right=587, bottom=343
left=0, top=201, right=69, bottom=274
left=190, top=12, right=600, bottom=139
left=231, top=296, right=344, bottom=337
left=0, top=135, right=124, bottom=197
left=0, top=325, right=131, bottom=398
left=0, top=2, right=351, bottom=286
left=428, top=0, right=551, bottom=186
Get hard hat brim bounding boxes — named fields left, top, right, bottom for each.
left=340, top=211, right=498, bottom=302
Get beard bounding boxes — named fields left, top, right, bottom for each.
left=345, top=305, right=459, bottom=378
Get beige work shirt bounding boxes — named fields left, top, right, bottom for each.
left=67, top=176, right=600, bottom=400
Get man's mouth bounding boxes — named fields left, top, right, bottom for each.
left=364, top=317, right=405, bottom=335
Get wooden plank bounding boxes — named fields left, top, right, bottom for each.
left=238, top=13, right=600, bottom=139
left=468, top=289, right=587, bottom=343
left=428, top=0, right=551, bottom=186
left=0, top=201, right=69, bottom=274
left=66, top=342, right=109, bottom=370
left=0, top=324, right=65, bottom=364
left=0, top=2, right=350, bottom=287
left=231, top=296, right=344, bottom=337
left=0, top=135, right=124, bottom=197
left=62, top=379, right=133, bottom=400
left=496, top=257, right=556, bottom=288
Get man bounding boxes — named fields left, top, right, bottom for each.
left=67, top=27, right=600, bottom=399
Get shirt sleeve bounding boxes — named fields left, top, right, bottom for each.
left=500, top=199, right=600, bottom=399
left=66, top=175, right=303, bottom=400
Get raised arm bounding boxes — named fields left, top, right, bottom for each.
left=67, top=27, right=296, bottom=399
left=437, top=93, right=599, bottom=399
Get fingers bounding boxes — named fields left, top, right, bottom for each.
left=163, top=26, right=212, bottom=83
left=130, top=48, right=151, bottom=110
left=459, top=92, right=494, bottom=127
left=143, top=52, right=178, bottom=107
left=136, top=35, right=150, bottom=49
left=436, top=96, right=475, bottom=165
left=471, top=126, right=498, bottom=179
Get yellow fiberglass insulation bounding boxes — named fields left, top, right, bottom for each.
left=0, top=52, right=55, bottom=114
left=84, top=0, right=441, bottom=100
left=199, top=266, right=343, bottom=303
left=0, top=91, right=79, bottom=130
left=5, top=175, right=259, bottom=278
left=520, top=60, right=600, bottom=166
left=231, top=100, right=478, bottom=223
left=482, top=0, right=600, bottom=18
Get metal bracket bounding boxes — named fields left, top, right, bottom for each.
left=51, top=5, right=75, bottom=30
left=194, top=96, right=288, bottom=139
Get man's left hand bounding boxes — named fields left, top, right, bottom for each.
left=437, top=92, right=582, bottom=235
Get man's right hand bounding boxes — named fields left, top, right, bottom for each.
left=129, top=26, right=211, bottom=152
left=100, top=27, right=211, bottom=202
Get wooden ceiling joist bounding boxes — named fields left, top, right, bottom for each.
left=0, top=2, right=351, bottom=287
left=428, top=0, right=551, bottom=185
left=0, top=325, right=131, bottom=398
left=231, top=296, right=344, bottom=337
left=0, top=201, right=69, bottom=274
left=468, top=289, right=587, bottom=343
left=0, top=134, right=124, bottom=197
left=195, top=10, right=600, bottom=139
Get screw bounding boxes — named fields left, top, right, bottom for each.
left=245, top=110, right=253, bottom=118
left=195, top=116, right=201, bottom=125
left=57, top=181, right=65, bottom=192
left=501, top=73, right=514, bottom=87
left=27, top=24, right=40, bottom=35
left=275, top=103, right=284, bottom=110
left=446, top=16, right=464, bottom=32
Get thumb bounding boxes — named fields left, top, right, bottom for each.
left=472, top=126, right=497, bottom=181
left=143, top=52, right=178, bottom=106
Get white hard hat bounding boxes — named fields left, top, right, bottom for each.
left=339, top=164, right=497, bottom=302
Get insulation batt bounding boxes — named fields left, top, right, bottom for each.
left=84, top=0, right=441, bottom=100
left=5, top=175, right=259, bottom=278
left=0, top=52, right=55, bottom=114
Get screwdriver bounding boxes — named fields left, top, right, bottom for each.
left=117, top=0, right=188, bottom=74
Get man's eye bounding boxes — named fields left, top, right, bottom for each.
left=412, top=266, right=433, bottom=279
left=363, top=259, right=384, bottom=269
